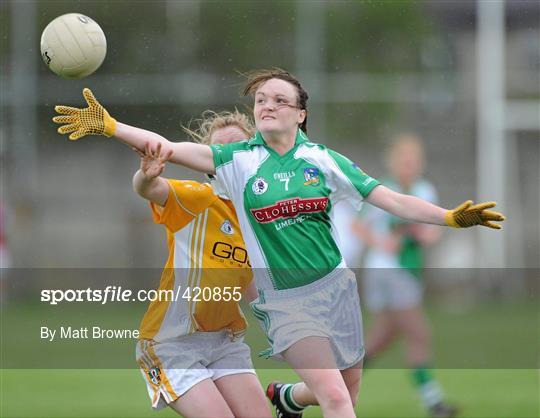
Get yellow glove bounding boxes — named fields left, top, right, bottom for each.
left=53, top=88, right=116, bottom=140
left=445, top=200, right=506, bottom=229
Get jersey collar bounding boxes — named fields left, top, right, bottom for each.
left=248, top=129, right=309, bottom=148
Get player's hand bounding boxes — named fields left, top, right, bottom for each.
left=132, top=142, right=173, bottom=180
left=52, top=88, right=116, bottom=140
left=445, top=200, right=506, bottom=229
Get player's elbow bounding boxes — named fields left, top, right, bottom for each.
left=132, top=171, right=145, bottom=197
left=132, top=171, right=157, bottom=202
left=134, top=176, right=169, bottom=206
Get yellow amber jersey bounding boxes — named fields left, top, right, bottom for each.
left=138, top=179, right=252, bottom=342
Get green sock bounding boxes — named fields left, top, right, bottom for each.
left=411, top=366, right=444, bottom=408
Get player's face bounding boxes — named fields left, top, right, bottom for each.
left=254, top=78, right=306, bottom=136
left=210, top=125, right=248, bottom=145
left=390, top=143, right=424, bottom=183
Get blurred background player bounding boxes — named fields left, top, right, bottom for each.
left=353, top=134, right=458, bottom=418
left=132, top=111, right=271, bottom=417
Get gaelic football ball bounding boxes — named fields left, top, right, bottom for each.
left=40, top=13, right=107, bottom=79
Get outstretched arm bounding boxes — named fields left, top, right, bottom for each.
left=366, top=186, right=446, bottom=225
left=115, top=122, right=214, bottom=174
left=53, top=88, right=215, bottom=174
left=366, top=185, right=505, bottom=229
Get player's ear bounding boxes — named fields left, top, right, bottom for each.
left=297, top=109, right=306, bottom=124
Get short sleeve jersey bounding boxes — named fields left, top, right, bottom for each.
left=363, top=178, right=438, bottom=275
left=138, top=179, right=251, bottom=342
left=210, top=130, right=379, bottom=291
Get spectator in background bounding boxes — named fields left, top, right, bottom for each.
left=353, top=134, right=458, bottom=418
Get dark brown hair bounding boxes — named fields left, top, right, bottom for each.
left=242, top=68, right=309, bottom=134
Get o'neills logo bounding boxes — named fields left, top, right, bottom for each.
left=250, top=197, right=329, bottom=224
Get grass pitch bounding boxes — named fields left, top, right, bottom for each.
left=1, top=299, right=538, bottom=417
left=1, top=369, right=537, bottom=417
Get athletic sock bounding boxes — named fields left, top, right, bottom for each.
left=280, top=383, right=306, bottom=414
left=411, top=366, right=445, bottom=409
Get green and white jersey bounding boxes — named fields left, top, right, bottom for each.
left=363, top=178, right=438, bottom=276
left=210, top=130, right=380, bottom=291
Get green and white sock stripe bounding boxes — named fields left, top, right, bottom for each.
left=280, top=384, right=305, bottom=413
left=412, top=367, right=444, bottom=408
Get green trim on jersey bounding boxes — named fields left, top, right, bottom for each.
left=210, top=139, right=252, bottom=169
left=327, top=149, right=380, bottom=198
left=248, top=130, right=308, bottom=147
left=210, top=129, right=380, bottom=290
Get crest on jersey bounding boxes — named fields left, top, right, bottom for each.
left=303, top=167, right=320, bottom=186
left=147, top=366, right=161, bottom=385
left=352, top=162, right=365, bottom=175
left=220, top=220, right=234, bottom=235
left=252, top=177, right=268, bottom=195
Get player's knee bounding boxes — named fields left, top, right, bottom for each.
left=406, top=323, right=431, bottom=346
left=318, top=383, right=351, bottom=410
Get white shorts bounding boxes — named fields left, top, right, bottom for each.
left=363, top=268, right=423, bottom=311
left=250, top=268, right=364, bottom=370
left=136, top=331, right=255, bottom=410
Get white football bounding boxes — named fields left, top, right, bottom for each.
left=40, top=13, right=107, bottom=79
